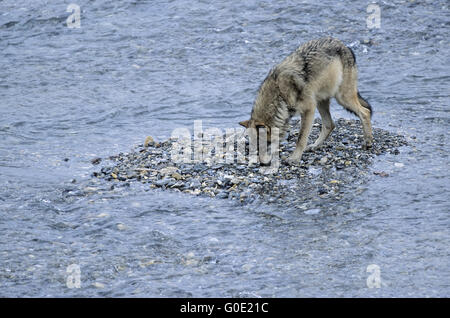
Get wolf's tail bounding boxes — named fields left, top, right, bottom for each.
left=357, top=91, right=373, bottom=118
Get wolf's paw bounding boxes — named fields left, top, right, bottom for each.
left=259, top=152, right=272, bottom=166
left=305, top=144, right=318, bottom=152
left=286, top=154, right=302, bottom=165
left=362, top=142, right=373, bottom=150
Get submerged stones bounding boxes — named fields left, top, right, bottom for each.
left=93, top=118, right=407, bottom=205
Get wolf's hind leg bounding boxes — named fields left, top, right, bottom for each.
left=305, top=99, right=334, bottom=152
left=336, top=92, right=373, bottom=149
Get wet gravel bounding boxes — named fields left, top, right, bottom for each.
left=94, top=118, right=407, bottom=205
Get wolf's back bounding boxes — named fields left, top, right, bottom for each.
left=296, top=37, right=356, bottom=70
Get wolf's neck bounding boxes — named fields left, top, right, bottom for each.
left=270, top=96, right=290, bottom=131
left=253, top=95, right=291, bottom=136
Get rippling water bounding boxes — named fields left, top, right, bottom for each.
left=0, top=0, right=449, bottom=297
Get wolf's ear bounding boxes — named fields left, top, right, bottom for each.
left=239, top=120, right=250, bottom=128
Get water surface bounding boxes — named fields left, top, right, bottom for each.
left=0, top=0, right=448, bottom=297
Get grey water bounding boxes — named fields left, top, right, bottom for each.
left=0, top=0, right=448, bottom=297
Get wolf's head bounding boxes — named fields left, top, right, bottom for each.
left=239, top=119, right=272, bottom=142
left=238, top=119, right=273, bottom=165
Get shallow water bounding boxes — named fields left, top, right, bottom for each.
left=0, top=0, right=449, bottom=297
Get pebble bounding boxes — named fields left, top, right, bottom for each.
left=155, top=178, right=171, bottom=187
left=144, top=136, right=155, bottom=147
left=172, top=172, right=183, bottom=180
left=116, top=223, right=127, bottom=230
left=93, top=282, right=105, bottom=289
left=304, top=208, right=321, bottom=215
left=91, top=157, right=102, bottom=165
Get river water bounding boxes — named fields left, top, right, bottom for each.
left=0, top=0, right=448, bottom=297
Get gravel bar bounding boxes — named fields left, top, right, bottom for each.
left=93, top=118, right=408, bottom=205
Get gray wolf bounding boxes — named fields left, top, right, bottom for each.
left=239, top=37, right=373, bottom=164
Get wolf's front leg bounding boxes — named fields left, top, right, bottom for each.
left=305, top=99, right=334, bottom=152
left=287, top=108, right=315, bottom=164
